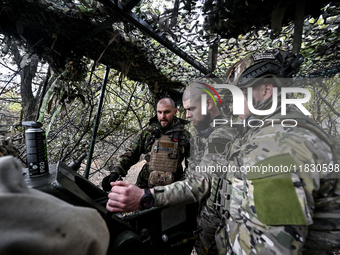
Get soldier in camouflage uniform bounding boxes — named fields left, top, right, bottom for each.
left=102, top=98, right=191, bottom=190
left=107, top=49, right=340, bottom=254
left=158, top=50, right=340, bottom=254
left=212, top=49, right=340, bottom=254
left=106, top=82, right=238, bottom=254
left=183, top=82, right=239, bottom=255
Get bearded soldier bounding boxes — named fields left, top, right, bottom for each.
left=183, top=82, right=239, bottom=255
left=102, top=98, right=191, bottom=190
left=106, top=49, right=340, bottom=254
left=106, top=82, right=238, bottom=254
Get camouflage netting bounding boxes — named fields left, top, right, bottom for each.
left=1, top=0, right=340, bottom=96
left=0, top=0, right=197, bottom=99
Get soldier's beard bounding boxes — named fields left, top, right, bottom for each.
left=194, top=112, right=211, bottom=131
left=159, top=118, right=174, bottom=131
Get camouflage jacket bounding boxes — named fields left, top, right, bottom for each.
left=154, top=114, right=239, bottom=206
left=113, top=116, right=190, bottom=188
left=214, top=108, right=340, bottom=255
left=153, top=114, right=239, bottom=255
left=189, top=113, right=234, bottom=167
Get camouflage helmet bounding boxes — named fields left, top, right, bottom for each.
left=225, top=49, right=304, bottom=88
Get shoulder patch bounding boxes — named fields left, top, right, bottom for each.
left=208, top=138, right=231, bottom=154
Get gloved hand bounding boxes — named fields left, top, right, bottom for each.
left=102, top=172, right=120, bottom=191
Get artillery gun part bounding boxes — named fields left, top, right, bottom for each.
left=22, top=162, right=197, bottom=255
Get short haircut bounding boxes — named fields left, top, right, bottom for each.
left=182, top=82, right=208, bottom=104
left=158, top=98, right=176, bottom=109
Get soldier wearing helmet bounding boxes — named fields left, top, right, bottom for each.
left=213, top=49, right=340, bottom=254
left=106, top=49, right=340, bottom=254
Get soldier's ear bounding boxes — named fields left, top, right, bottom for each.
left=174, top=109, right=177, bottom=115
left=263, top=83, right=274, bottom=100
left=206, top=97, right=214, bottom=110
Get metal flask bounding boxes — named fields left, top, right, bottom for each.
left=22, top=121, right=49, bottom=177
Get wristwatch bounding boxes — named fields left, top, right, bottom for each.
left=140, top=188, right=154, bottom=210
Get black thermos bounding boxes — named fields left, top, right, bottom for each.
left=22, top=121, right=49, bottom=177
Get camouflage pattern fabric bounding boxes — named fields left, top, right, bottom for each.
left=112, top=116, right=190, bottom=188
left=189, top=114, right=236, bottom=167
left=215, top=107, right=340, bottom=254
left=154, top=114, right=239, bottom=255
left=153, top=115, right=237, bottom=205
left=155, top=106, right=340, bottom=254
left=190, top=115, right=239, bottom=255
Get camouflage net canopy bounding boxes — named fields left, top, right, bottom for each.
left=197, top=0, right=340, bottom=78
left=1, top=0, right=340, bottom=97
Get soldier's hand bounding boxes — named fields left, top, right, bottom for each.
left=102, top=172, right=120, bottom=191
left=106, top=181, right=144, bottom=213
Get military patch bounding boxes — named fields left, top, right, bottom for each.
left=252, top=177, right=308, bottom=225
left=252, top=52, right=276, bottom=62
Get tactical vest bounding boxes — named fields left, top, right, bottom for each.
left=147, top=133, right=180, bottom=187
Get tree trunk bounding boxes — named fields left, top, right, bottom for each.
left=10, top=39, right=40, bottom=121
left=20, top=54, right=40, bottom=121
